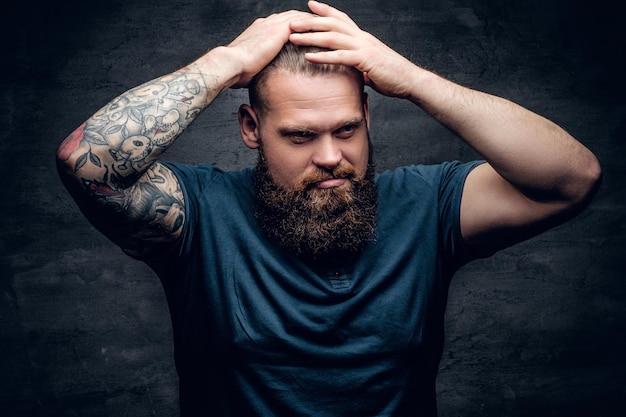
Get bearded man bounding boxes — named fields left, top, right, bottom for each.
left=57, top=2, right=600, bottom=416
left=247, top=42, right=378, bottom=261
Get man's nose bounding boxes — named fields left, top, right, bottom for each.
left=311, top=136, right=342, bottom=170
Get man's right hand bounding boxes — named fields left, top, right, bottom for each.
left=222, top=10, right=313, bottom=88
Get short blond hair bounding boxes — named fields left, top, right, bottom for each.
left=248, top=42, right=365, bottom=117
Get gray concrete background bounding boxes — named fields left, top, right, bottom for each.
left=2, top=0, right=624, bottom=415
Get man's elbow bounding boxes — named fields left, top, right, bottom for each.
left=568, top=152, right=602, bottom=210
left=56, top=148, right=72, bottom=177
left=55, top=146, right=80, bottom=191
left=56, top=122, right=87, bottom=175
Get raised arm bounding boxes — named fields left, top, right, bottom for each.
left=57, top=10, right=311, bottom=258
left=290, top=1, right=601, bottom=253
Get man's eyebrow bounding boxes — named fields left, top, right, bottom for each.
left=278, top=118, right=366, bottom=135
left=278, top=126, right=316, bottom=136
left=338, top=117, right=366, bottom=127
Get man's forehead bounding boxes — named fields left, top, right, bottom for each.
left=262, top=70, right=364, bottom=108
left=266, top=67, right=361, bottom=90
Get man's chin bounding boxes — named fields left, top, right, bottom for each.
left=253, top=151, right=378, bottom=262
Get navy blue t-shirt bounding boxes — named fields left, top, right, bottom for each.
left=149, top=161, right=482, bottom=416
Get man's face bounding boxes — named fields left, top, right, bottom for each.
left=255, top=70, right=370, bottom=192
left=247, top=70, right=377, bottom=261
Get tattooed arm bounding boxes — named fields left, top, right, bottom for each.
left=56, top=65, right=215, bottom=258
left=57, top=10, right=311, bottom=258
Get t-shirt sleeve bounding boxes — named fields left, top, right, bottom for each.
left=381, top=161, right=486, bottom=275
left=158, top=162, right=222, bottom=259
left=436, top=160, right=486, bottom=269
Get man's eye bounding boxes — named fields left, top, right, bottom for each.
left=335, top=125, right=356, bottom=138
left=289, top=132, right=314, bottom=143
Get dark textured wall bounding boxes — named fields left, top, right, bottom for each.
left=2, top=0, right=624, bottom=415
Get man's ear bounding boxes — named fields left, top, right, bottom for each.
left=238, top=104, right=261, bottom=149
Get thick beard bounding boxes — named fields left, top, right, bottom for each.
left=254, top=150, right=378, bottom=263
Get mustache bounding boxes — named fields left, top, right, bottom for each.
left=296, top=165, right=358, bottom=191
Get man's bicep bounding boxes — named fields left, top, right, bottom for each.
left=460, top=163, right=570, bottom=253
left=65, top=161, right=186, bottom=259
left=116, top=162, right=186, bottom=258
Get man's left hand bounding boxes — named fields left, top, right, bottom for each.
left=289, top=1, right=419, bottom=99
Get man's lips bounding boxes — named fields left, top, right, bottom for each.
left=314, top=178, right=348, bottom=189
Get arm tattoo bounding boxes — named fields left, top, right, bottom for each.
left=118, top=163, right=186, bottom=258
left=59, top=68, right=206, bottom=191
left=79, top=162, right=186, bottom=258
left=58, top=68, right=203, bottom=256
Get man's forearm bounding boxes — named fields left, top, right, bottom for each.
left=407, top=68, right=600, bottom=204
left=56, top=47, right=235, bottom=192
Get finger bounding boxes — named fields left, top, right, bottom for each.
left=304, top=49, right=376, bottom=89
left=306, top=1, right=359, bottom=27
left=232, top=10, right=313, bottom=46
left=289, top=31, right=358, bottom=52
left=265, top=10, right=314, bottom=28
left=255, top=10, right=313, bottom=30
left=301, top=49, right=363, bottom=68
left=290, top=15, right=357, bottom=35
